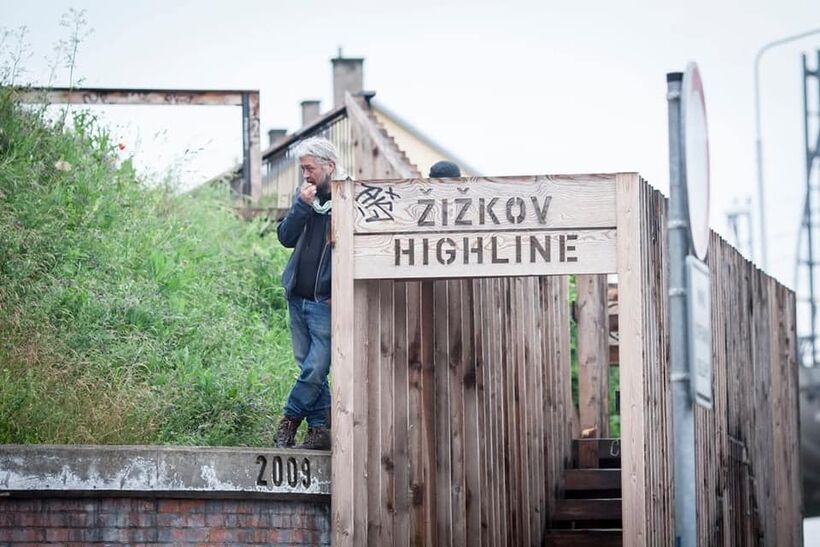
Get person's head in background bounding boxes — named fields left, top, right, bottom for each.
left=296, top=136, right=338, bottom=193
left=428, top=160, right=461, bottom=178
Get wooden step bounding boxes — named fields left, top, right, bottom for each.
left=563, top=468, right=621, bottom=491
left=543, top=529, right=622, bottom=547
left=553, top=498, right=622, bottom=522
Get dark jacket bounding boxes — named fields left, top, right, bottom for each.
left=277, top=194, right=332, bottom=302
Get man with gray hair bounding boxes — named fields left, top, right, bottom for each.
left=274, top=136, right=338, bottom=450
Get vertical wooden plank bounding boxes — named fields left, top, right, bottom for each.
left=447, top=279, right=467, bottom=547
left=542, top=276, right=559, bottom=526
left=536, top=276, right=549, bottom=545
left=472, top=278, right=491, bottom=546
left=352, top=280, right=370, bottom=543
left=330, top=178, right=356, bottom=547
left=765, top=273, right=801, bottom=545
left=544, top=277, right=557, bottom=518
left=478, top=278, right=494, bottom=547
left=514, top=277, right=532, bottom=547
left=783, top=286, right=802, bottom=545
left=696, top=231, right=719, bottom=546
left=530, top=276, right=542, bottom=546
left=489, top=277, right=505, bottom=547
left=657, top=186, right=672, bottom=546
left=516, top=277, right=528, bottom=546
left=503, top=278, right=520, bottom=545
left=752, top=267, right=764, bottom=544
left=560, top=276, right=577, bottom=455
left=420, top=280, right=437, bottom=546
left=577, top=274, right=610, bottom=442
left=531, top=278, right=551, bottom=543
left=393, top=281, right=411, bottom=547
left=753, top=269, right=776, bottom=544
left=406, top=281, right=424, bottom=546
left=726, top=246, right=741, bottom=546
left=639, top=182, right=656, bottom=547
left=769, top=277, right=789, bottom=546
left=366, top=280, right=382, bottom=545
left=379, top=280, right=396, bottom=547
left=433, top=280, right=452, bottom=546
left=614, top=173, right=648, bottom=546
left=716, top=238, right=731, bottom=547
left=461, top=279, right=482, bottom=546
left=737, top=250, right=753, bottom=546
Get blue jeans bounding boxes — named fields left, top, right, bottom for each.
left=283, top=296, right=331, bottom=428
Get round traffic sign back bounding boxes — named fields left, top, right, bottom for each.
left=681, top=63, right=711, bottom=261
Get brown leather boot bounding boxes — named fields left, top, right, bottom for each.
left=298, top=427, right=331, bottom=450
left=274, top=415, right=302, bottom=448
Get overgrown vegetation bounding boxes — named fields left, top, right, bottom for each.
left=0, top=88, right=297, bottom=446
left=0, top=11, right=621, bottom=447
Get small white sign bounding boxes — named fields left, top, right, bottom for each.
left=686, top=255, right=712, bottom=408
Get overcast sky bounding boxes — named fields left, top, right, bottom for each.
left=3, top=0, right=819, bottom=286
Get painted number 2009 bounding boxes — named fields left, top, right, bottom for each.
left=255, top=455, right=311, bottom=489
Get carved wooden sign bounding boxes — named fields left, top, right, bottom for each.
left=348, top=175, right=618, bottom=279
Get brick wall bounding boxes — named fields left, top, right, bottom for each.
left=0, top=496, right=330, bottom=545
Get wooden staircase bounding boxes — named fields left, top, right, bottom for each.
left=543, top=438, right=623, bottom=547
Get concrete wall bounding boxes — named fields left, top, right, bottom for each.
left=0, top=445, right=330, bottom=545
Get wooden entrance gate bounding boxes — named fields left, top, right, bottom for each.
left=329, top=172, right=802, bottom=546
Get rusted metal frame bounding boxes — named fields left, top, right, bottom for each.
left=15, top=87, right=262, bottom=203
left=15, top=87, right=247, bottom=106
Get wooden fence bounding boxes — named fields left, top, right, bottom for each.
left=328, top=102, right=801, bottom=545
left=331, top=93, right=577, bottom=545
left=693, top=233, right=802, bottom=546
left=584, top=179, right=802, bottom=546
left=331, top=277, right=574, bottom=546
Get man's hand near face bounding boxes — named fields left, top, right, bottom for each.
left=299, top=182, right=317, bottom=205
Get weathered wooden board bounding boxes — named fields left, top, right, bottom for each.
left=353, top=229, right=617, bottom=279
left=330, top=174, right=356, bottom=547
left=577, top=273, right=610, bottom=445
left=351, top=175, right=616, bottom=234
left=349, top=175, right=618, bottom=279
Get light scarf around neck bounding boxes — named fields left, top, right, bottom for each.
left=312, top=198, right=332, bottom=215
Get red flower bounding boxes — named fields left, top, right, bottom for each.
left=118, top=143, right=126, bottom=151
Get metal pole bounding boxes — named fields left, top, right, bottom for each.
left=802, top=53, right=818, bottom=365
left=667, top=71, right=696, bottom=547
left=753, top=27, right=820, bottom=271
left=241, top=92, right=251, bottom=199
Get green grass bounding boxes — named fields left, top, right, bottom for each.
left=0, top=89, right=297, bottom=446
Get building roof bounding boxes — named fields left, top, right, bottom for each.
left=370, top=99, right=482, bottom=177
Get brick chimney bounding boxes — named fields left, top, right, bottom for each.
left=332, top=49, right=364, bottom=108
left=267, top=129, right=287, bottom=147
left=301, top=100, right=321, bottom=127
